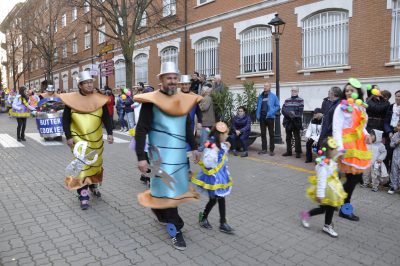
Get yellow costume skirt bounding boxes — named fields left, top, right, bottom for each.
left=306, top=175, right=347, bottom=207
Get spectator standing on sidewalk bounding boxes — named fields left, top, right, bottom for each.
left=319, top=87, right=342, bottom=146
left=190, top=72, right=202, bottom=94
left=199, top=84, right=216, bottom=151
left=366, top=89, right=390, bottom=132
left=384, top=90, right=400, bottom=171
left=212, top=74, right=224, bottom=93
left=105, top=86, right=115, bottom=129
left=282, top=87, right=304, bottom=158
left=115, top=88, right=127, bottom=131
left=256, top=82, right=280, bottom=156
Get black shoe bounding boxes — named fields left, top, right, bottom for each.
left=199, top=218, right=213, bottom=229
left=339, top=210, right=359, bottom=221
left=269, top=151, right=275, bottom=156
left=296, top=153, right=301, bottom=158
left=17, top=138, right=21, bottom=142
left=171, top=232, right=186, bottom=251
left=89, top=187, right=101, bottom=197
left=241, top=152, right=248, bottom=157
left=258, top=150, right=267, bottom=155
left=232, top=150, right=238, bottom=156
left=219, top=223, right=235, bottom=234
left=305, top=160, right=312, bottom=163
left=21, top=138, right=26, bottom=141
left=282, top=152, right=292, bottom=157
left=80, top=200, right=89, bottom=210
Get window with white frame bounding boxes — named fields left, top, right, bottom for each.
left=115, top=59, right=126, bottom=88
left=61, top=14, right=66, bottom=28
left=98, top=25, right=106, bottom=44
left=302, top=10, right=349, bottom=69
left=134, top=54, right=148, bottom=84
left=197, top=0, right=212, bottom=5
left=54, top=77, right=59, bottom=91
left=62, top=74, right=68, bottom=91
left=84, top=33, right=91, bottom=49
left=72, top=7, right=77, bottom=21
left=72, top=38, right=78, bottom=54
left=160, top=46, right=178, bottom=65
left=194, top=37, right=219, bottom=77
left=54, top=20, right=57, bottom=33
left=62, top=43, right=67, bottom=58
left=163, top=0, right=176, bottom=17
left=140, top=11, right=147, bottom=27
left=72, top=71, right=78, bottom=90
left=54, top=47, right=58, bottom=62
left=84, top=1, right=90, bottom=14
left=391, top=0, right=400, bottom=61
left=239, top=26, right=273, bottom=74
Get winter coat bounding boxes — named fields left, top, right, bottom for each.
left=199, top=95, right=215, bottom=127
left=305, top=118, right=322, bottom=142
left=231, top=115, right=251, bottom=134
left=256, top=92, right=280, bottom=120
left=366, top=96, right=390, bottom=131
left=282, top=96, right=304, bottom=130
left=368, top=130, right=387, bottom=164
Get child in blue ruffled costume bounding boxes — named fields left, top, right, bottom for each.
left=192, top=121, right=234, bottom=234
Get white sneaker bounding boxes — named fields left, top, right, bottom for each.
left=323, top=225, right=338, bottom=238
left=300, top=211, right=310, bottom=228
left=388, top=188, right=395, bottom=194
left=119, top=128, right=124, bottom=132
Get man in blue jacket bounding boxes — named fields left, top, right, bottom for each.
left=256, top=82, right=280, bottom=156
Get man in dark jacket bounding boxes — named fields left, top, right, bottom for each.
left=255, top=82, right=280, bottom=156
left=319, top=86, right=342, bottom=146
left=282, top=87, right=304, bottom=158
left=366, top=93, right=390, bottom=132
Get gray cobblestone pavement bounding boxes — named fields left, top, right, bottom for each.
left=1, top=114, right=400, bottom=266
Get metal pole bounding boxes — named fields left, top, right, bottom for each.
left=274, top=36, right=283, bottom=144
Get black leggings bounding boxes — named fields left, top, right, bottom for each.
left=203, top=196, right=226, bottom=224
left=343, top=173, right=362, bottom=204
left=152, top=208, right=184, bottom=231
left=309, top=205, right=335, bottom=225
left=16, top=118, right=27, bottom=139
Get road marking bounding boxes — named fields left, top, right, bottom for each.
left=103, top=134, right=130, bottom=143
left=0, top=134, right=24, bottom=148
left=25, top=133, right=64, bottom=146
left=246, top=156, right=315, bottom=174
left=113, top=131, right=130, bottom=137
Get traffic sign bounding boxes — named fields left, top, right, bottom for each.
left=101, top=60, right=114, bottom=68
left=101, top=53, right=114, bottom=61
left=100, top=44, right=114, bottom=54
left=101, top=69, right=114, bottom=77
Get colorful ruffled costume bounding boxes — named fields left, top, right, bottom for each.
left=10, top=95, right=32, bottom=118
left=306, top=160, right=347, bottom=207
left=192, top=143, right=233, bottom=197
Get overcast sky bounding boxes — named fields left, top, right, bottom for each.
left=0, top=1, right=25, bottom=42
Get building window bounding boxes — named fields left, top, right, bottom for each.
left=391, top=0, right=400, bottom=61
left=72, top=7, right=77, bottom=21
left=62, top=74, right=68, bottom=91
left=160, top=46, right=178, bottom=65
left=140, top=11, right=147, bottom=27
left=54, top=20, right=57, bottom=33
left=61, top=14, right=66, bottom=28
left=302, top=10, right=349, bottom=69
left=62, top=43, right=67, bottom=58
left=54, top=77, right=59, bottom=91
left=84, top=33, right=91, bottom=49
left=239, top=26, right=273, bottom=74
left=115, top=59, right=126, bottom=88
left=54, top=48, right=58, bottom=62
left=163, top=0, right=176, bottom=17
left=116, top=17, right=123, bottom=35
left=194, top=37, right=219, bottom=77
left=98, top=24, right=105, bottom=44
left=72, top=71, right=79, bottom=90
left=134, top=53, right=148, bottom=84
left=84, top=2, right=90, bottom=14
left=72, top=38, right=78, bottom=54
left=197, top=0, right=212, bottom=5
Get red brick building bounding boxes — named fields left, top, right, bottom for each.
left=2, top=0, right=400, bottom=109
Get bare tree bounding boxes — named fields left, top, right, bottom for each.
left=18, top=0, right=79, bottom=84
left=69, top=0, right=181, bottom=89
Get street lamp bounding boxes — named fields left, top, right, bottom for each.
left=268, top=13, right=285, bottom=144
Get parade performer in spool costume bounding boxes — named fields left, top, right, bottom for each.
left=300, top=137, right=347, bottom=238
left=332, top=78, right=372, bottom=221
left=135, top=62, right=202, bottom=251
left=60, top=71, right=114, bottom=210
left=10, top=86, right=36, bottom=141
left=192, top=122, right=235, bottom=234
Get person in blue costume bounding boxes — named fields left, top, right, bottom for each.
left=192, top=121, right=235, bottom=234
left=134, top=62, right=203, bottom=251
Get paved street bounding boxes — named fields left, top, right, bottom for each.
left=0, top=113, right=400, bottom=266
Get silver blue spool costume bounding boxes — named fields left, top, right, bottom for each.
left=149, top=106, right=189, bottom=198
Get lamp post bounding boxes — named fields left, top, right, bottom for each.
left=268, top=13, right=285, bottom=144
